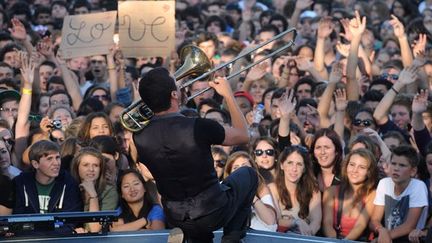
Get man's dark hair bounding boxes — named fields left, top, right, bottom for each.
left=295, top=98, right=317, bottom=114
left=204, top=15, right=227, bottom=32
left=29, top=140, right=60, bottom=163
left=49, top=89, right=73, bottom=106
left=40, top=60, right=56, bottom=70
left=0, top=32, right=13, bottom=43
left=258, top=24, right=280, bottom=36
left=294, top=76, right=316, bottom=94
left=362, top=89, right=384, bottom=103
left=0, top=78, right=19, bottom=90
left=71, top=0, right=92, bottom=14
left=139, top=67, right=177, bottom=113
left=0, top=43, right=22, bottom=62
left=195, top=31, right=219, bottom=48
left=205, top=108, right=231, bottom=125
left=269, top=13, right=288, bottom=31
left=270, top=88, right=285, bottom=104
left=197, top=98, right=220, bottom=114
left=46, top=75, right=64, bottom=91
left=369, top=78, right=393, bottom=91
left=391, top=145, right=419, bottom=168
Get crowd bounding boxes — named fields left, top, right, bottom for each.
left=0, top=0, right=431, bottom=242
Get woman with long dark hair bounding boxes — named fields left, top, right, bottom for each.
left=270, top=146, right=321, bottom=235
left=110, top=169, right=165, bottom=231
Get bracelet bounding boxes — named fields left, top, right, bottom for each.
left=22, top=88, right=32, bottom=95
left=253, top=198, right=259, bottom=205
left=391, top=87, right=399, bottom=95
left=107, top=66, right=116, bottom=70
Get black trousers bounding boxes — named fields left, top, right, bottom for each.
left=166, top=167, right=258, bottom=243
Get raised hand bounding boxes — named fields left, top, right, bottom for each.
left=208, top=76, right=233, bottom=98
left=334, top=88, right=347, bottom=111
left=389, top=15, right=405, bottom=39
left=279, top=88, right=297, bottom=118
left=245, top=62, right=268, bottom=81
left=37, top=36, right=54, bottom=59
left=336, top=41, right=350, bottom=57
left=80, top=180, right=98, bottom=198
left=19, top=51, right=35, bottom=85
left=412, top=33, right=427, bottom=57
left=329, top=62, right=343, bottom=83
left=317, top=17, right=334, bottom=39
left=412, top=50, right=426, bottom=68
left=339, top=18, right=352, bottom=42
left=295, top=0, right=313, bottom=10
left=348, top=11, right=366, bottom=38
left=412, top=89, right=428, bottom=114
left=9, top=18, right=27, bottom=41
left=397, top=66, right=418, bottom=85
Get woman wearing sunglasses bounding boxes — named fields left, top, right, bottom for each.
left=251, top=137, right=279, bottom=184
left=311, top=128, right=343, bottom=192
left=224, top=151, right=277, bottom=232
left=269, top=146, right=321, bottom=235
left=322, top=148, right=378, bottom=240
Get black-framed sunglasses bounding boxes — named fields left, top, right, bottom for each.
left=254, top=149, right=275, bottom=157
left=215, top=159, right=226, bottom=168
left=352, top=119, right=373, bottom=127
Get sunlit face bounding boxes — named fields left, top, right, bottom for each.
left=198, top=40, right=216, bottom=59
left=121, top=173, right=145, bottom=203
left=50, top=93, right=70, bottom=107
left=390, top=155, right=416, bottom=185
left=33, top=152, right=61, bottom=183
left=52, top=4, right=68, bottom=19
left=3, top=51, right=19, bottom=68
left=296, top=83, right=312, bottom=101
left=353, top=111, right=376, bottom=134
left=347, top=154, right=369, bottom=185
left=39, top=65, right=54, bottom=92
left=0, top=66, right=13, bottom=80
left=390, top=105, right=410, bottom=130
left=314, top=136, right=336, bottom=169
left=231, top=156, right=252, bottom=173
left=281, top=151, right=305, bottom=183
left=249, top=80, right=269, bottom=104
left=298, top=47, right=313, bottom=61
left=257, top=31, right=275, bottom=51
left=39, top=96, right=50, bottom=116
left=255, top=140, right=275, bottom=170
left=0, top=100, right=18, bottom=120
left=0, top=140, right=10, bottom=170
left=52, top=108, right=73, bottom=128
left=89, top=117, right=110, bottom=138
left=78, top=154, right=100, bottom=182
left=90, top=55, right=107, bottom=79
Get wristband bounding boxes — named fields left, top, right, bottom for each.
left=391, top=87, right=399, bottom=95
left=22, top=88, right=32, bottom=95
left=107, top=66, right=116, bottom=70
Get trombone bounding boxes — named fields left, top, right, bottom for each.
left=120, top=28, right=297, bottom=132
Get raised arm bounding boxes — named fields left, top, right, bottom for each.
left=107, top=47, right=118, bottom=102
left=317, top=63, right=343, bottom=128
left=278, top=88, right=297, bottom=138
left=289, top=0, right=313, bottom=32
left=15, top=51, right=35, bottom=140
left=390, top=15, right=413, bottom=67
left=209, top=77, right=249, bottom=145
left=333, top=88, right=347, bottom=142
left=346, top=11, right=366, bottom=101
left=373, top=66, right=418, bottom=125
left=314, top=17, right=334, bottom=80
left=9, top=18, right=33, bottom=55
left=296, top=56, right=324, bottom=81
left=56, top=51, right=83, bottom=111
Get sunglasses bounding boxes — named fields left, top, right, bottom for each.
left=352, top=119, right=374, bottom=127
left=381, top=73, right=399, bottom=80
left=214, top=159, right=226, bottom=168
left=254, top=149, right=275, bottom=157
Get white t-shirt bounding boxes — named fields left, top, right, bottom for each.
left=374, top=177, right=428, bottom=230
left=250, top=194, right=277, bottom=232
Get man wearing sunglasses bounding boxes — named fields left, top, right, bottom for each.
left=132, top=67, right=257, bottom=243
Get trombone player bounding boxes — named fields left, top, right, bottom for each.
left=132, top=67, right=257, bottom=243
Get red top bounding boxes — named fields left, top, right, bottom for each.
left=333, top=187, right=365, bottom=238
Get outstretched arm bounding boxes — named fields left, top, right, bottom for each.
left=314, top=17, right=334, bottom=80
left=346, top=11, right=366, bottom=101
left=317, top=63, right=343, bottom=128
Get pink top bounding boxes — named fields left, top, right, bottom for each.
left=333, top=187, right=365, bottom=237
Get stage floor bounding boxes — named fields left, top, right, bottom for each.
left=1, top=230, right=359, bottom=242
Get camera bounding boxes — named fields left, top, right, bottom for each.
left=50, top=120, right=62, bottom=129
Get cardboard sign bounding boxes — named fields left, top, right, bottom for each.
left=60, top=11, right=117, bottom=58
left=118, top=1, right=175, bottom=58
